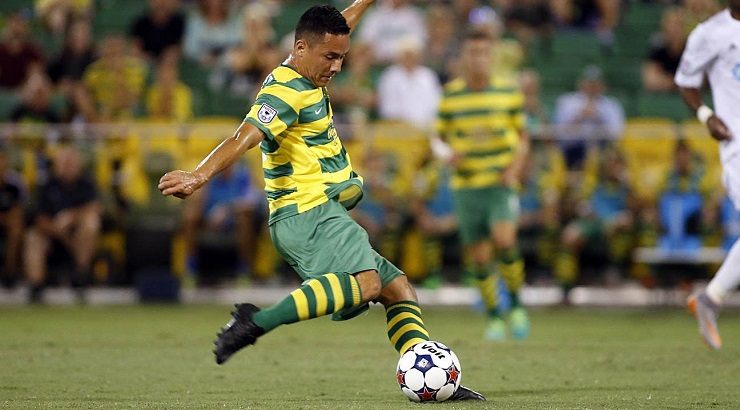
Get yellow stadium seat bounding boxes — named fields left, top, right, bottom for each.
left=682, top=120, right=722, bottom=191
left=619, top=118, right=678, bottom=201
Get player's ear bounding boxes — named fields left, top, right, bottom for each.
left=295, top=39, right=307, bottom=57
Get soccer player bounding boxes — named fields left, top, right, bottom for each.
left=676, top=0, right=740, bottom=350
left=431, top=31, right=531, bottom=341
left=158, top=1, right=484, bottom=400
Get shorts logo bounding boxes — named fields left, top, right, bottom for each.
left=733, top=63, right=740, bottom=82
left=258, top=103, right=278, bottom=124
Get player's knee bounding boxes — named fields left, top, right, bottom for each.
left=355, top=270, right=381, bottom=302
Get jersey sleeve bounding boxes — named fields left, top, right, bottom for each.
left=675, top=23, right=717, bottom=88
left=244, top=85, right=300, bottom=140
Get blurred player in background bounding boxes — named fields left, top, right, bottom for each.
left=677, top=0, right=740, bottom=350
left=159, top=1, right=484, bottom=400
left=431, top=30, right=530, bottom=341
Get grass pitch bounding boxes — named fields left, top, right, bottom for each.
left=1, top=304, right=739, bottom=409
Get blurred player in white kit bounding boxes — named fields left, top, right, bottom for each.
left=676, top=0, right=740, bottom=350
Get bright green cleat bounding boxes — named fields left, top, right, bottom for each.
left=484, top=318, right=506, bottom=341
left=509, top=307, right=530, bottom=340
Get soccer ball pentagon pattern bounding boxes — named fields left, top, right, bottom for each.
left=396, top=341, right=462, bottom=402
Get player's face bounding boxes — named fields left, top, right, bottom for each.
left=299, top=33, right=350, bottom=87
left=462, top=39, right=492, bottom=77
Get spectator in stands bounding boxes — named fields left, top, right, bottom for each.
left=10, top=71, right=61, bottom=124
left=183, top=0, right=241, bottom=67
left=217, top=2, right=279, bottom=97
left=25, top=146, right=102, bottom=303
left=553, top=147, right=637, bottom=301
left=681, top=0, right=722, bottom=32
left=130, top=0, right=186, bottom=61
left=410, top=155, right=457, bottom=289
left=553, top=65, right=625, bottom=169
left=145, top=52, right=193, bottom=121
left=376, top=36, right=441, bottom=130
left=357, top=0, right=427, bottom=64
left=0, top=149, right=27, bottom=289
left=0, top=12, right=45, bottom=90
left=327, top=41, right=377, bottom=126
left=550, top=0, right=620, bottom=51
left=47, top=18, right=96, bottom=95
left=642, top=8, right=687, bottom=93
left=424, top=3, right=457, bottom=85
left=350, top=150, right=404, bottom=261
left=519, top=69, right=566, bottom=275
left=75, top=35, right=147, bottom=122
left=504, top=0, right=553, bottom=53
left=654, top=139, right=711, bottom=251
left=35, top=0, right=93, bottom=35
left=181, top=162, right=261, bottom=282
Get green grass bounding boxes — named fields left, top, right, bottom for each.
left=1, top=305, right=739, bottom=409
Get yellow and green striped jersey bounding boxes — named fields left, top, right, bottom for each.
left=436, top=76, right=525, bottom=190
left=245, top=65, right=363, bottom=224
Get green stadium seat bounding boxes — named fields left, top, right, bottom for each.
left=636, top=91, right=692, bottom=121
left=602, top=60, right=643, bottom=92
left=0, top=91, right=20, bottom=121
left=551, top=30, right=603, bottom=59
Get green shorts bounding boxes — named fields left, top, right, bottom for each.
left=269, top=199, right=404, bottom=288
left=453, top=186, right=520, bottom=245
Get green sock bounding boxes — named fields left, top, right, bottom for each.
left=385, top=301, right=430, bottom=355
left=253, top=273, right=362, bottom=332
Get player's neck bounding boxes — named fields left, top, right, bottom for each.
left=731, top=7, right=740, bottom=21
left=285, top=55, right=313, bottom=86
left=466, top=73, right=489, bottom=91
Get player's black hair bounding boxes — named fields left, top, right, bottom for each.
left=295, top=5, right=350, bottom=45
left=463, top=29, right=493, bottom=43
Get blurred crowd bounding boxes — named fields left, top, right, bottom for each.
left=0, top=0, right=735, bottom=302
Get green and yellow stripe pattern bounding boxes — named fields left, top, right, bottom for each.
left=289, top=273, right=361, bottom=320
left=385, top=301, right=430, bottom=354
left=437, top=76, right=525, bottom=190
left=245, top=65, right=363, bottom=224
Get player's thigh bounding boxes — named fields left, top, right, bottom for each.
left=452, top=188, right=490, bottom=245
left=270, top=200, right=377, bottom=281
left=487, top=186, right=520, bottom=227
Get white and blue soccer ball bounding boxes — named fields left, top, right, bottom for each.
left=396, top=341, right=462, bottom=402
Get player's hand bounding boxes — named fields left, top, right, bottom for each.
left=158, top=170, right=207, bottom=199
left=707, top=116, right=732, bottom=141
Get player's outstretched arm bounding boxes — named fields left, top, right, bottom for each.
left=678, top=86, right=732, bottom=141
left=341, top=0, right=375, bottom=33
left=158, top=121, right=266, bottom=199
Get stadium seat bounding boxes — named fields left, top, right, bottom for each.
left=619, top=118, right=677, bottom=202
left=636, top=92, right=692, bottom=121
left=682, top=120, right=722, bottom=191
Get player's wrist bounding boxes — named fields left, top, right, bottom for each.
left=697, top=105, right=714, bottom=125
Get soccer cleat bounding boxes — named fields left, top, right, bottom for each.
left=687, top=292, right=722, bottom=350
left=484, top=318, right=506, bottom=341
left=213, top=303, right=265, bottom=364
left=509, top=307, right=530, bottom=340
left=449, top=385, right=486, bottom=401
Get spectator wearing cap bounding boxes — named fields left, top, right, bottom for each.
left=0, top=12, right=45, bottom=90
left=552, top=65, right=625, bottom=169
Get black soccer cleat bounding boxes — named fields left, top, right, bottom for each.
left=449, top=385, right=486, bottom=401
left=213, top=303, right=265, bottom=365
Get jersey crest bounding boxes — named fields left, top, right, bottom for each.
left=257, top=103, right=278, bottom=124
